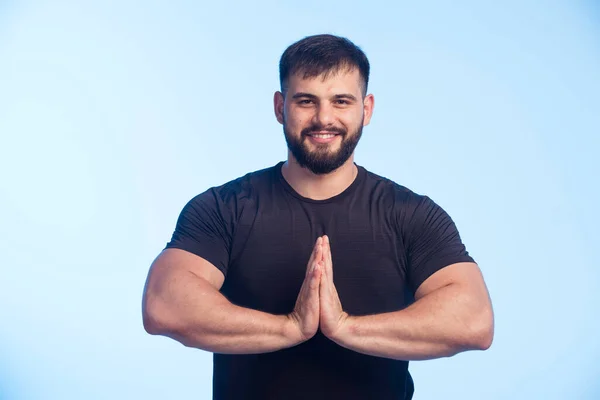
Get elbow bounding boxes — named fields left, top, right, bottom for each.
left=142, top=302, right=161, bottom=335
left=467, top=308, right=494, bottom=351
left=142, top=295, right=204, bottom=350
left=143, top=310, right=161, bottom=335
left=471, top=323, right=494, bottom=351
left=450, top=306, right=494, bottom=354
left=142, top=294, right=171, bottom=336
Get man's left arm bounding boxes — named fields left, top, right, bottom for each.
left=319, top=237, right=494, bottom=361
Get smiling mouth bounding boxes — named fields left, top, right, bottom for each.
left=307, top=132, right=340, bottom=139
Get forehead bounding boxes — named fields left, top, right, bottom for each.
left=287, top=68, right=362, bottom=96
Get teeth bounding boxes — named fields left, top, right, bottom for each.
left=313, top=134, right=335, bottom=139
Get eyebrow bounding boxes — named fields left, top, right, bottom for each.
left=333, top=93, right=358, bottom=102
left=291, top=92, right=318, bottom=99
left=291, top=92, right=358, bottom=102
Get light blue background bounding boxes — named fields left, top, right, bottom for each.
left=1, top=1, right=598, bottom=399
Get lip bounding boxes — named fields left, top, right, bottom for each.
left=308, top=130, right=339, bottom=134
left=307, top=131, right=340, bottom=136
left=306, top=132, right=340, bottom=144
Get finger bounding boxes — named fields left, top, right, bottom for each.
left=305, top=237, right=322, bottom=276
left=320, top=256, right=329, bottom=288
left=310, top=262, right=321, bottom=290
left=321, top=235, right=327, bottom=263
left=318, top=259, right=325, bottom=287
left=323, top=236, right=334, bottom=285
left=303, top=261, right=321, bottom=296
left=310, top=237, right=322, bottom=265
left=315, top=241, right=323, bottom=268
left=304, top=263, right=321, bottom=316
left=319, top=263, right=328, bottom=304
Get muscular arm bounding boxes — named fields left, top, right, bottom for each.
left=142, top=248, right=301, bottom=354
left=332, top=262, right=494, bottom=360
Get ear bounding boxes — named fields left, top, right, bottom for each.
left=362, top=94, right=375, bottom=127
left=274, top=91, right=285, bottom=125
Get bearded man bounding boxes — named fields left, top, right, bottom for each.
left=142, top=34, right=494, bottom=400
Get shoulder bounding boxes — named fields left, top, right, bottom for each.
left=361, top=166, right=427, bottom=210
left=185, top=163, right=279, bottom=212
left=360, top=166, right=448, bottom=233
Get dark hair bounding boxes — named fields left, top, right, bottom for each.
left=279, top=34, right=370, bottom=96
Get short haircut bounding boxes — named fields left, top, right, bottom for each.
left=279, top=34, right=370, bottom=96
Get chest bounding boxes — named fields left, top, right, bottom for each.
left=222, top=199, right=411, bottom=315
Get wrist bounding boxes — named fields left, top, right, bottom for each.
left=282, top=313, right=305, bottom=347
left=329, top=312, right=353, bottom=344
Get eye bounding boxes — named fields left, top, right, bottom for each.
left=298, top=99, right=314, bottom=105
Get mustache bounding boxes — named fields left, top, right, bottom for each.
left=301, top=125, right=346, bottom=136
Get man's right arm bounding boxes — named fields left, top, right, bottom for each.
left=142, top=246, right=319, bottom=354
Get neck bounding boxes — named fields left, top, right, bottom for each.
left=281, top=153, right=358, bottom=200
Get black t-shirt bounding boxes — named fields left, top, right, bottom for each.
left=165, top=161, right=474, bottom=400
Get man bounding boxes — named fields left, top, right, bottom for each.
left=142, top=34, right=494, bottom=399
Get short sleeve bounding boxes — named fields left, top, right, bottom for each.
left=404, top=195, right=475, bottom=294
left=165, top=188, right=234, bottom=276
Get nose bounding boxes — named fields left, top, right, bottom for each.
left=313, top=103, right=335, bottom=127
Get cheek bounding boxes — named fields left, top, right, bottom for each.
left=338, top=111, right=362, bottom=130
left=285, top=109, right=311, bottom=130
left=351, top=109, right=366, bottom=127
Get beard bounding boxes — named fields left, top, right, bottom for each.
left=283, top=121, right=363, bottom=175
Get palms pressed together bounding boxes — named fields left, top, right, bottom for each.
left=289, top=235, right=349, bottom=343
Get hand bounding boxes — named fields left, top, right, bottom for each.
left=286, top=237, right=324, bottom=344
left=319, top=235, right=349, bottom=340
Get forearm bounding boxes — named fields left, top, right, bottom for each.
left=333, top=283, right=494, bottom=361
left=143, top=272, right=299, bottom=354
